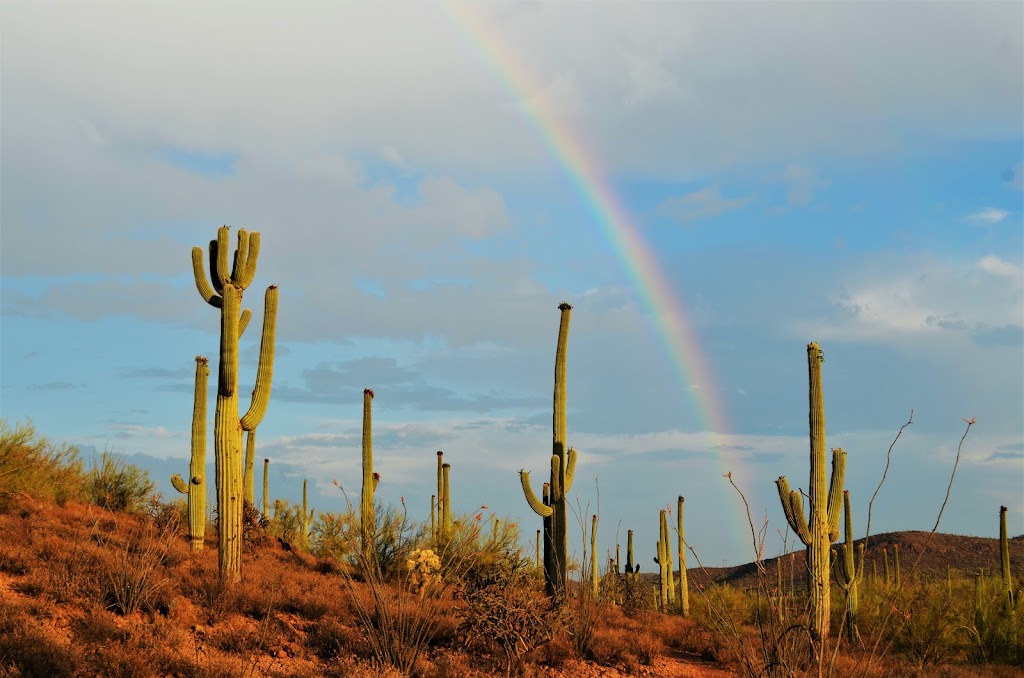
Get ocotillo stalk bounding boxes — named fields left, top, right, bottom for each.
left=590, top=514, right=599, bottom=599
left=436, top=451, right=444, bottom=541
left=360, top=388, right=377, bottom=552
left=677, top=496, right=690, bottom=617
left=520, top=303, right=577, bottom=599
left=171, top=356, right=210, bottom=551
left=894, top=543, right=901, bottom=587
left=442, top=463, right=452, bottom=538
left=192, top=226, right=277, bottom=583
left=775, top=342, right=845, bottom=641
left=834, top=490, right=864, bottom=643
left=1000, top=505, right=1015, bottom=610
left=243, top=429, right=256, bottom=506
left=262, top=458, right=270, bottom=520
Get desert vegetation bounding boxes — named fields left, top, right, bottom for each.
left=0, top=226, right=1021, bottom=677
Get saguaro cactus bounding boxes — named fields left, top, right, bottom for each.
left=442, top=462, right=452, bottom=539
left=677, top=496, right=690, bottom=617
left=436, top=451, right=444, bottom=541
left=360, top=388, right=379, bottom=551
left=192, top=226, right=278, bottom=583
left=171, top=356, right=210, bottom=551
left=262, top=458, right=270, bottom=520
left=301, top=479, right=315, bottom=550
left=590, top=514, right=599, bottom=598
left=775, top=342, right=845, bottom=641
left=243, top=430, right=257, bottom=506
left=1000, top=505, right=1015, bottom=610
left=520, top=302, right=577, bottom=599
left=626, top=529, right=636, bottom=574
left=834, top=490, right=865, bottom=642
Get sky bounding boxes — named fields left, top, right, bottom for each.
left=2, top=1, right=1022, bottom=570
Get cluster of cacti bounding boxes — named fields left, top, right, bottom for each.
left=833, top=490, right=865, bottom=642
left=775, top=342, right=845, bottom=641
left=360, top=388, right=380, bottom=552
left=192, top=226, right=278, bottom=583
left=520, top=303, right=577, bottom=599
left=171, top=355, right=210, bottom=551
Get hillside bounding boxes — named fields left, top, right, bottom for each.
left=686, top=530, right=1024, bottom=592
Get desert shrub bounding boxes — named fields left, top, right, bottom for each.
left=146, top=493, right=187, bottom=536
left=99, top=522, right=173, bottom=616
left=459, top=551, right=562, bottom=675
left=86, top=450, right=155, bottom=514
left=0, top=601, right=78, bottom=677
left=620, top=573, right=657, bottom=617
left=306, top=617, right=370, bottom=661
left=311, top=508, right=360, bottom=561
left=0, top=419, right=83, bottom=508
left=268, top=498, right=304, bottom=546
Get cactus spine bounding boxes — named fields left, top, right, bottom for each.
left=360, top=388, right=378, bottom=552
left=243, top=429, right=256, bottom=506
left=833, top=490, right=864, bottom=642
left=1000, top=505, right=1015, bottom=610
left=677, top=496, right=690, bottom=617
left=775, top=342, right=845, bottom=641
left=262, top=458, right=270, bottom=520
left=192, top=226, right=277, bottom=583
left=171, top=356, right=210, bottom=551
left=520, top=302, right=577, bottom=599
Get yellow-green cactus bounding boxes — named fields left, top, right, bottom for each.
left=192, top=226, right=278, bottom=583
left=171, top=356, right=210, bottom=551
left=833, top=490, right=864, bottom=642
left=520, top=303, right=577, bottom=599
left=1000, top=505, right=1015, bottom=610
left=775, top=342, right=845, bottom=640
left=677, top=496, right=690, bottom=617
left=360, top=388, right=378, bottom=552
left=301, top=479, right=315, bottom=550
left=590, top=514, right=599, bottom=598
left=442, top=462, right=452, bottom=540
left=435, top=450, right=444, bottom=541
left=243, top=430, right=256, bottom=507
left=262, top=458, right=270, bottom=520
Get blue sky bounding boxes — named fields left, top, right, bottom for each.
left=2, top=2, right=1022, bottom=569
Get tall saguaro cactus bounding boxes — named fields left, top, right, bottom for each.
left=834, top=490, right=865, bottom=642
left=677, top=496, right=690, bottom=617
left=520, top=303, right=577, bottom=599
left=1000, top=505, right=1015, bottom=611
left=262, top=458, right=270, bottom=520
left=775, top=342, right=845, bottom=641
left=192, top=226, right=278, bottom=583
left=360, top=388, right=379, bottom=552
left=436, top=451, right=445, bottom=541
left=171, top=356, right=210, bottom=551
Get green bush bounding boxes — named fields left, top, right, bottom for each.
left=0, top=419, right=83, bottom=508
left=86, top=450, right=155, bottom=513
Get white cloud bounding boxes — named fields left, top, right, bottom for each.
left=978, top=254, right=1024, bottom=281
left=657, top=186, right=752, bottom=223
left=783, top=165, right=830, bottom=206
left=967, top=207, right=1010, bottom=224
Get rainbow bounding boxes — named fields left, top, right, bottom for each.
left=441, top=3, right=734, bottom=459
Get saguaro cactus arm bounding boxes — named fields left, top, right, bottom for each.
left=171, top=474, right=190, bottom=494
left=520, top=471, right=554, bottom=517
left=239, top=285, right=278, bottom=431
left=776, top=477, right=811, bottom=545
left=827, top=448, right=847, bottom=542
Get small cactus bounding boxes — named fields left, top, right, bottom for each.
left=833, top=490, right=864, bottom=642
left=262, top=458, right=270, bottom=520
left=590, top=514, right=599, bottom=598
left=1000, top=505, right=1015, bottom=610
left=301, top=479, right=315, bottom=550
left=170, top=356, right=209, bottom=551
